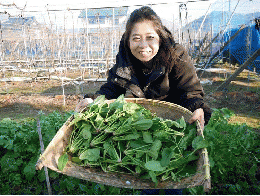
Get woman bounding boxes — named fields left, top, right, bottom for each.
left=76, top=6, right=211, bottom=130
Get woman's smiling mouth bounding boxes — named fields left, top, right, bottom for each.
left=139, top=51, right=151, bottom=55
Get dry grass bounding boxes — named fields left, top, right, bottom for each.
left=201, top=63, right=260, bottom=129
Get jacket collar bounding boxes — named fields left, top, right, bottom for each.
left=116, top=66, right=132, bottom=81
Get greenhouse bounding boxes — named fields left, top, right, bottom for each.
left=0, top=0, right=259, bottom=195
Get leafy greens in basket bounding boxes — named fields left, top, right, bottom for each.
left=59, top=95, right=208, bottom=185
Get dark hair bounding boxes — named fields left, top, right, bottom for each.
left=123, top=6, right=176, bottom=71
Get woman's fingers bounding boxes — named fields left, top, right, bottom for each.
left=188, top=108, right=205, bottom=130
left=75, top=98, right=93, bottom=112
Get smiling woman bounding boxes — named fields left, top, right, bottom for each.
left=78, top=6, right=212, bottom=131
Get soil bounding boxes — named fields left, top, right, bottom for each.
left=0, top=66, right=259, bottom=129
left=0, top=79, right=103, bottom=119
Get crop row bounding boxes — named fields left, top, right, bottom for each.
left=0, top=108, right=259, bottom=194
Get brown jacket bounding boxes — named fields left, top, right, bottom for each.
left=86, top=39, right=212, bottom=123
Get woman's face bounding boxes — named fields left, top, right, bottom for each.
left=129, top=20, right=160, bottom=63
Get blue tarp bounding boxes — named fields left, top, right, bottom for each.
left=222, top=25, right=260, bottom=73
left=187, top=7, right=260, bottom=73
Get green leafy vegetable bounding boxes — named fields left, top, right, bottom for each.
left=143, top=132, right=153, bottom=143
left=65, top=95, right=207, bottom=185
left=161, top=148, right=174, bottom=167
left=58, top=153, right=69, bottom=171
left=145, top=160, right=166, bottom=171
left=192, top=136, right=209, bottom=150
left=132, top=119, right=153, bottom=130
left=79, top=148, right=100, bottom=162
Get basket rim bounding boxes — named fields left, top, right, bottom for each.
left=35, top=98, right=210, bottom=190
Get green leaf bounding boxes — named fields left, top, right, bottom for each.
left=64, top=178, right=76, bottom=191
left=143, top=132, right=153, bottom=143
left=79, top=148, right=100, bottom=162
left=131, top=110, right=144, bottom=122
left=192, top=136, right=209, bottom=150
left=99, top=103, right=109, bottom=117
left=123, top=102, right=142, bottom=114
left=186, top=153, right=199, bottom=162
left=114, top=117, right=133, bottom=135
left=177, top=116, right=186, bottom=129
left=135, top=165, right=142, bottom=174
left=37, top=170, right=46, bottom=182
left=70, top=113, right=85, bottom=126
left=0, top=135, right=6, bottom=146
left=209, top=156, right=215, bottom=168
left=0, top=153, right=23, bottom=172
left=81, top=124, right=92, bottom=139
left=249, top=164, right=257, bottom=177
left=94, top=113, right=104, bottom=127
left=23, top=162, right=36, bottom=180
left=168, top=157, right=186, bottom=169
left=179, top=128, right=197, bottom=150
left=171, top=121, right=181, bottom=128
left=104, top=141, right=119, bottom=160
left=153, top=129, right=169, bottom=141
left=148, top=139, right=162, bottom=160
left=115, top=94, right=125, bottom=103
left=220, top=108, right=235, bottom=119
left=88, top=95, right=106, bottom=107
left=145, top=160, right=166, bottom=171
left=160, top=148, right=173, bottom=167
left=124, top=133, right=141, bottom=140
left=79, top=183, right=89, bottom=193
left=150, top=117, right=161, bottom=131
left=149, top=171, right=158, bottom=186
left=109, top=95, right=125, bottom=111
left=10, top=173, right=23, bottom=186
left=58, top=153, right=69, bottom=171
left=71, top=157, right=82, bottom=163
left=49, top=170, right=60, bottom=179
left=171, top=172, right=177, bottom=181
left=129, top=139, right=147, bottom=149
left=4, top=138, right=14, bottom=150
left=113, top=131, right=140, bottom=141
left=132, top=119, right=153, bottom=130
left=164, top=119, right=175, bottom=128
left=90, top=132, right=108, bottom=147
left=88, top=104, right=99, bottom=113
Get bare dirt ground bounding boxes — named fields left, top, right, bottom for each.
left=0, top=80, right=103, bottom=119
left=0, top=66, right=259, bottom=129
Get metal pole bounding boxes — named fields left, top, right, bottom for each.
left=216, top=48, right=260, bottom=92
left=112, top=8, right=114, bottom=59
left=86, top=8, right=89, bottom=60
left=0, top=20, right=2, bottom=64
left=194, top=3, right=212, bottom=43
left=37, top=119, right=52, bottom=195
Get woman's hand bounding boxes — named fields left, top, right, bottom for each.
left=75, top=98, right=93, bottom=112
left=188, top=108, right=205, bottom=131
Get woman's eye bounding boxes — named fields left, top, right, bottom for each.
left=133, top=37, right=140, bottom=41
left=147, top=36, right=155, bottom=39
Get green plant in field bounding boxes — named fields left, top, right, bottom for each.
left=0, top=110, right=141, bottom=195
left=0, top=111, right=72, bottom=194
left=1, top=101, right=260, bottom=195
left=184, top=108, right=260, bottom=195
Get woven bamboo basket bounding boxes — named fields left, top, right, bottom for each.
left=35, top=98, right=211, bottom=191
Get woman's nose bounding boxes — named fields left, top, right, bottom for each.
left=139, top=39, right=148, bottom=48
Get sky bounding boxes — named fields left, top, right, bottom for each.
left=0, top=0, right=216, bottom=28
left=0, top=0, right=259, bottom=30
